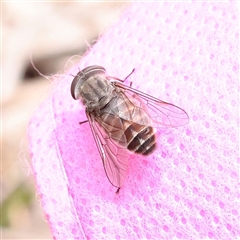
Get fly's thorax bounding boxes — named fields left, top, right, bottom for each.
left=79, top=74, right=116, bottom=112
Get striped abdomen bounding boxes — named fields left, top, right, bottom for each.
left=98, top=92, right=156, bottom=156
left=124, top=122, right=156, bottom=155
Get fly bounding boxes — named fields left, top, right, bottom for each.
left=71, top=65, right=189, bottom=193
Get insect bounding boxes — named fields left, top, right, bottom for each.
left=71, top=65, right=189, bottom=193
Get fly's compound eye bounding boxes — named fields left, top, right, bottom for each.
left=71, top=65, right=106, bottom=100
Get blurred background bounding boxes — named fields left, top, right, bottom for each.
left=1, top=2, right=129, bottom=239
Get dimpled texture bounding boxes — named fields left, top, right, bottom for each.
left=28, top=2, right=239, bottom=239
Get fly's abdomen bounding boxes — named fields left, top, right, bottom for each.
left=99, top=92, right=156, bottom=155
left=124, top=123, right=156, bottom=155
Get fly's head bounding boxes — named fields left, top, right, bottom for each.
left=71, top=65, right=116, bottom=113
left=71, top=65, right=106, bottom=101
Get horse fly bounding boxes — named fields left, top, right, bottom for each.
left=71, top=65, right=189, bottom=193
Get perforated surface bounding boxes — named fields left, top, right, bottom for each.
left=28, top=2, right=239, bottom=239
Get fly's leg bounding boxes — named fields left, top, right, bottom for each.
left=108, top=68, right=135, bottom=87
left=123, top=68, right=135, bottom=82
left=79, top=120, right=89, bottom=125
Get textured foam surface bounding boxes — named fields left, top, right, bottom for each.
left=28, top=2, right=239, bottom=239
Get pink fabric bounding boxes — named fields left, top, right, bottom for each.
left=28, top=2, right=239, bottom=239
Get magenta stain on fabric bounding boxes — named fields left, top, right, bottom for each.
left=28, top=2, right=239, bottom=239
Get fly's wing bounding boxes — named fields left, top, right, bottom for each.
left=86, top=112, right=129, bottom=191
left=115, top=82, right=189, bottom=128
